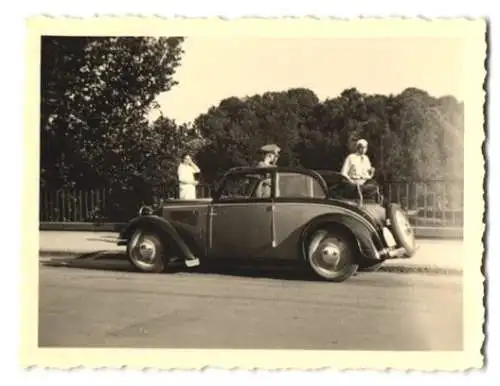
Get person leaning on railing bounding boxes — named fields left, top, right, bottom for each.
left=340, top=139, right=379, bottom=199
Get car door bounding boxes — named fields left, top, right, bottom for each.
left=208, top=170, right=275, bottom=259
left=272, top=171, right=328, bottom=259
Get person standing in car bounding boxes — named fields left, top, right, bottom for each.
left=255, top=144, right=280, bottom=197
left=257, top=143, right=281, bottom=167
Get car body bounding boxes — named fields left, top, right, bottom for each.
left=117, top=166, right=417, bottom=282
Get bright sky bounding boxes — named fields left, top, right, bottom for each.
left=154, top=37, right=465, bottom=124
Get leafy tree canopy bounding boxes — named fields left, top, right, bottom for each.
left=193, top=87, right=464, bottom=182
left=40, top=36, right=185, bottom=189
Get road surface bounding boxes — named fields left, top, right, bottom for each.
left=38, top=256, right=463, bottom=350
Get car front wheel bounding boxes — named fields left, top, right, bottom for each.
left=306, top=229, right=359, bottom=282
left=127, top=229, right=167, bottom=273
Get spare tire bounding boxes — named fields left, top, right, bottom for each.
left=386, top=203, right=417, bottom=257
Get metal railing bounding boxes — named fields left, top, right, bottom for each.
left=39, top=179, right=463, bottom=227
left=383, top=179, right=463, bottom=227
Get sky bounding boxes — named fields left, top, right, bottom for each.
left=153, top=37, right=465, bottom=124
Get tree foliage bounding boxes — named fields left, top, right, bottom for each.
left=40, top=36, right=185, bottom=189
left=193, top=87, right=464, bottom=182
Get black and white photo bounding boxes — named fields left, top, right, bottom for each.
left=20, top=17, right=486, bottom=370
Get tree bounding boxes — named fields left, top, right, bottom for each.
left=192, top=86, right=464, bottom=189
left=193, top=88, right=320, bottom=182
left=143, top=117, right=205, bottom=189
left=40, top=36, right=185, bottom=189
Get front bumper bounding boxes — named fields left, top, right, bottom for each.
left=377, top=246, right=413, bottom=259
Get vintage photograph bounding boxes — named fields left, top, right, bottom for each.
left=21, top=18, right=485, bottom=370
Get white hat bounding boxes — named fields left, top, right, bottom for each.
left=356, top=139, right=368, bottom=147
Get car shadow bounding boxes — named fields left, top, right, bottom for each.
left=41, top=251, right=351, bottom=282
left=186, top=260, right=325, bottom=282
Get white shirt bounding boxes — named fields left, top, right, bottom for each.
left=177, top=163, right=199, bottom=184
left=341, top=153, right=372, bottom=183
left=177, top=162, right=200, bottom=200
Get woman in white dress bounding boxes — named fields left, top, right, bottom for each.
left=177, top=154, right=200, bottom=200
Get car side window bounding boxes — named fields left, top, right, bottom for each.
left=218, top=172, right=273, bottom=200
left=277, top=172, right=326, bottom=199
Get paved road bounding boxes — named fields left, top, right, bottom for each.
left=38, top=257, right=463, bottom=350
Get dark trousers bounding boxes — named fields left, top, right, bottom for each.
left=342, top=179, right=380, bottom=200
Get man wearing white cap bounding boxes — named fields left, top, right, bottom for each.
left=341, top=138, right=375, bottom=185
left=339, top=138, right=380, bottom=201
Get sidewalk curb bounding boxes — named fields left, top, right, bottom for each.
left=40, top=250, right=93, bottom=257
left=377, top=265, right=462, bottom=275
left=39, top=250, right=122, bottom=257
left=38, top=222, right=463, bottom=240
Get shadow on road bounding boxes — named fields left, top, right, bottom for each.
left=41, top=252, right=344, bottom=282
left=41, top=249, right=462, bottom=283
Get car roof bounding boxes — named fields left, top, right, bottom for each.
left=223, top=165, right=329, bottom=188
left=226, top=165, right=327, bottom=179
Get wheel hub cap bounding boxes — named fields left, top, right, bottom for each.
left=320, top=243, right=341, bottom=266
left=138, top=239, right=155, bottom=261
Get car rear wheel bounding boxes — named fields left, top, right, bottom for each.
left=127, top=229, right=167, bottom=273
left=306, top=229, right=359, bottom=282
left=387, top=204, right=416, bottom=256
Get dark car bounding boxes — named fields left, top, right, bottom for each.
left=117, top=166, right=417, bottom=282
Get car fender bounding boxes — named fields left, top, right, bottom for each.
left=118, top=215, right=199, bottom=261
left=300, top=213, right=384, bottom=262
